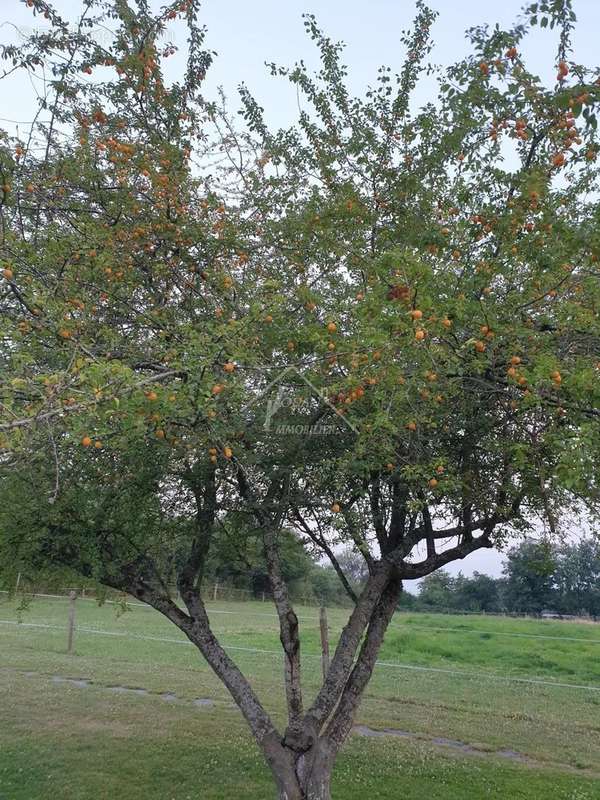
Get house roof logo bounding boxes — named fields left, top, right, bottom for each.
left=243, top=366, right=360, bottom=435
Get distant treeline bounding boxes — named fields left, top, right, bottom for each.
left=5, top=530, right=599, bottom=617
left=401, top=537, right=600, bottom=617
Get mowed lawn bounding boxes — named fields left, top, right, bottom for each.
left=1, top=594, right=600, bottom=799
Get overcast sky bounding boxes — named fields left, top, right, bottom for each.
left=3, top=0, right=598, bottom=578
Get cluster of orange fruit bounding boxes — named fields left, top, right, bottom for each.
left=81, top=436, right=102, bottom=449
left=208, top=446, right=233, bottom=464
left=557, top=60, right=569, bottom=81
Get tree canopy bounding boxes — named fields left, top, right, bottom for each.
left=1, top=1, right=599, bottom=798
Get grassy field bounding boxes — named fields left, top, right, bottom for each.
left=1, top=593, right=600, bottom=799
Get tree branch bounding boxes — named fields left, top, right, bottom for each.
left=325, top=572, right=402, bottom=749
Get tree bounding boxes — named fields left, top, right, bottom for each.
left=453, top=571, right=502, bottom=612
left=554, top=538, right=600, bottom=615
left=418, top=569, right=455, bottom=610
left=1, top=1, right=599, bottom=797
left=503, top=539, right=557, bottom=613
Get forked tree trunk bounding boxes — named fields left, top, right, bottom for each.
left=272, top=741, right=335, bottom=800
left=141, top=567, right=402, bottom=800
left=271, top=575, right=403, bottom=799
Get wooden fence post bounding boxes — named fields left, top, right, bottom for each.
left=319, top=606, right=330, bottom=681
left=213, top=581, right=219, bottom=602
left=67, top=590, right=77, bottom=654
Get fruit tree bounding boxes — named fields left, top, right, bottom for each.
left=1, top=1, right=599, bottom=798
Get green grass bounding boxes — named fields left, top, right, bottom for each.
left=1, top=594, right=600, bottom=798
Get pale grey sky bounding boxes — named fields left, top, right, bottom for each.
left=2, top=0, right=597, bottom=578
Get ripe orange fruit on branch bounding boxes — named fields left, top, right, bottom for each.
left=81, top=436, right=92, bottom=447
left=327, top=321, right=337, bottom=333
left=428, top=478, right=438, bottom=488
left=414, top=328, right=426, bottom=341
left=2, top=268, right=13, bottom=281
left=406, top=421, right=417, bottom=431
left=331, top=503, right=341, bottom=513
left=509, top=356, right=521, bottom=366
left=145, top=390, right=158, bottom=401
left=223, top=446, right=233, bottom=459
left=474, top=340, right=486, bottom=352
left=211, top=384, right=224, bottom=396
left=223, top=362, right=236, bottom=373
left=410, top=309, right=423, bottom=320
left=94, top=440, right=103, bottom=449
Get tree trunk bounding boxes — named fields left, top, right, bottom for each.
left=276, top=778, right=331, bottom=800
left=273, top=742, right=334, bottom=800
